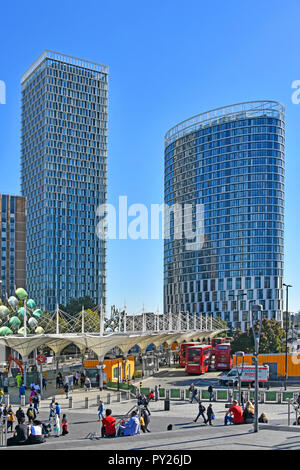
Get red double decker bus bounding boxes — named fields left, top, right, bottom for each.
left=214, top=343, right=232, bottom=370
left=211, top=337, right=227, bottom=353
left=179, top=342, right=202, bottom=367
left=185, top=344, right=212, bottom=375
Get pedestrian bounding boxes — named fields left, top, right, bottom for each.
left=101, top=409, right=116, bottom=438
left=80, top=372, right=85, bottom=388
left=147, top=390, right=154, bottom=401
left=63, top=382, right=69, bottom=399
left=141, top=409, right=151, bottom=432
left=224, top=400, right=244, bottom=426
left=141, top=394, right=151, bottom=415
left=0, top=388, right=4, bottom=404
left=206, top=403, right=214, bottom=425
left=297, top=394, right=300, bottom=407
left=208, top=384, right=214, bottom=401
left=16, top=373, right=23, bottom=388
left=240, top=391, right=245, bottom=410
left=154, top=385, right=158, bottom=402
left=55, top=402, right=61, bottom=417
left=84, top=376, right=91, bottom=391
left=194, top=401, right=206, bottom=423
left=7, top=406, right=15, bottom=432
left=53, top=413, right=61, bottom=437
left=69, top=375, right=74, bottom=391
left=33, top=393, right=40, bottom=414
left=49, top=398, right=55, bottom=421
left=42, top=377, right=48, bottom=391
left=189, top=384, right=198, bottom=403
left=61, top=414, right=69, bottom=435
left=26, top=404, right=36, bottom=424
left=3, top=376, right=8, bottom=394
left=98, top=400, right=104, bottom=421
left=19, top=384, right=26, bottom=400
left=16, top=406, right=25, bottom=424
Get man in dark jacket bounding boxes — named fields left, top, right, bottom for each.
left=16, top=406, right=25, bottom=424
left=194, top=401, right=207, bottom=423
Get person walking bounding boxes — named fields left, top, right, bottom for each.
left=141, top=394, right=151, bottom=415
left=141, top=409, right=151, bottom=432
left=84, top=376, right=91, bottom=391
left=33, top=393, right=40, bottom=414
left=154, top=385, right=159, bottom=402
left=16, top=406, right=25, bottom=425
left=19, top=384, right=26, bottom=400
left=0, top=388, right=4, bottom=404
left=61, top=414, right=69, bottom=435
left=206, top=403, right=215, bottom=426
left=240, top=391, right=245, bottom=410
left=26, top=404, right=36, bottom=424
left=208, top=384, right=214, bottom=401
left=54, top=413, right=61, bottom=437
left=98, top=400, right=104, bottom=421
left=42, top=377, right=48, bottom=391
left=7, top=406, right=15, bottom=432
left=63, top=382, right=69, bottom=399
left=189, top=384, right=198, bottom=403
left=55, top=402, right=61, bottom=418
left=194, top=401, right=207, bottom=423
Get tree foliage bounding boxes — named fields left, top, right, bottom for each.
left=60, top=296, right=97, bottom=316
left=231, top=319, right=286, bottom=354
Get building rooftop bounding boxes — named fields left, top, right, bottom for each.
left=165, top=100, right=285, bottom=146
left=21, top=49, right=108, bottom=84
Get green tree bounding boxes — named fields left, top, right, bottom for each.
left=231, top=319, right=286, bottom=354
left=60, top=296, right=97, bottom=316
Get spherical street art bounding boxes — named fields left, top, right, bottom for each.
left=0, top=287, right=44, bottom=336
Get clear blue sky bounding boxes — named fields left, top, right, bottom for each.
left=0, top=0, right=300, bottom=314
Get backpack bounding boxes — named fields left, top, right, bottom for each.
left=28, top=408, right=34, bottom=419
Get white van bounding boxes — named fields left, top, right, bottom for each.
left=219, top=364, right=269, bottom=387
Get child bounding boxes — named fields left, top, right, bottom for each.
left=61, top=414, right=68, bottom=435
left=98, top=400, right=104, bottom=421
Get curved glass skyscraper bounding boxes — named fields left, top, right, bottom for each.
left=164, top=101, right=285, bottom=331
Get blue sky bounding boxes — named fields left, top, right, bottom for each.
left=0, top=0, right=300, bottom=314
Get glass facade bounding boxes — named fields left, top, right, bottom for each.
left=21, top=51, right=108, bottom=311
left=164, top=101, right=285, bottom=330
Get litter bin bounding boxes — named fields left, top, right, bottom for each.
left=164, top=398, right=170, bottom=411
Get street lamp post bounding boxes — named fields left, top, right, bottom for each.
left=251, top=304, right=263, bottom=433
left=235, top=351, right=245, bottom=405
left=283, top=283, right=292, bottom=391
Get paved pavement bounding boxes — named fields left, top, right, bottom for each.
left=3, top=391, right=300, bottom=450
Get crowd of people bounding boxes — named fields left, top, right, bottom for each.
left=0, top=397, right=69, bottom=446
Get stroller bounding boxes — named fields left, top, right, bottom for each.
left=42, top=422, right=52, bottom=438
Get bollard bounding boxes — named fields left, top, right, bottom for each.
left=106, top=393, right=111, bottom=405
left=164, top=398, right=170, bottom=411
left=180, top=389, right=185, bottom=401
left=85, top=397, right=89, bottom=409
left=0, top=421, right=7, bottom=447
left=69, top=397, right=73, bottom=409
left=20, top=395, right=25, bottom=407
left=97, top=395, right=100, bottom=404
left=4, top=395, right=9, bottom=406
left=166, top=389, right=170, bottom=399
left=117, top=392, right=121, bottom=402
left=278, top=392, right=282, bottom=404
left=126, top=390, right=130, bottom=400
